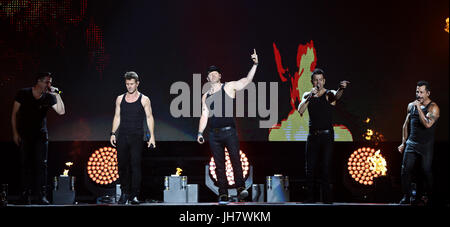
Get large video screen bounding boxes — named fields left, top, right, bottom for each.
left=0, top=0, right=448, bottom=141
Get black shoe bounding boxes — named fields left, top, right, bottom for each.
left=37, top=186, right=50, bottom=205
left=237, top=187, right=248, bottom=202
left=417, top=195, right=430, bottom=207
left=38, top=195, right=50, bottom=205
left=38, top=186, right=50, bottom=205
left=18, top=190, right=31, bottom=205
left=118, top=193, right=129, bottom=204
left=129, top=196, right=140, bottom=205
left=218, top=194, right=229, bottom=205
left=399, top=195, right=410, bottom=205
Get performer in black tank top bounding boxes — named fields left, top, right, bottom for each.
left=297, top=68, right=350, bottom=204
left=110, top=71, right=156, bottom=204
left=398, top=81, right=440, bottom=206
left=197, top=49, right=258, bottom=204
left=205, top=83, right=236, bottom=129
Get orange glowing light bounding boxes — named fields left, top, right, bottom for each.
left=209, top=149, right=250, bottom=186
left=445, top=18, right=449, bottom=33
left=87, top=147, right=119, bottom=185
left=348, top=147, right=387, bottom=185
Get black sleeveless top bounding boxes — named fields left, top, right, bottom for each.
left=307, top=90, right=333, bottom=131
left=119, top=93, right=146, bottom=135
left=206, top=83, right=236, bottom=129
left=408, top=102, right=436, bottom=144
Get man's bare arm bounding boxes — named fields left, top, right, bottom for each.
left=110, top=96, right=121, bottom=147
left=298, top=92, right=311, bottom=116
left=417, top=103, right=440, bottom=128
left=51, top=93, right=65, bottom=115
left=398, top=103, right=412, bottom=153
left=198, top=94, right=209, bottom=134
left=143, top=96, right=156, bottom=148
left=328, top=81, right=350, bottom=104
left=229, top=49, right=258, bottom=91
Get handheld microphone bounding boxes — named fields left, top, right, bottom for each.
left=310, top=85, right=319, bottom=98
left=51, top=86, right=62, bottom=94
left=413, top=96, right=420, bottom=112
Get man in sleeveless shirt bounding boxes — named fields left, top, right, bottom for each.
left=398, top=81, right=439, bottom=206
left=110, top=71, right=156, bottom=204
left=11, top=72, right=66, bottom=204
left=297, top=68, right=350, bottom=203
left=197, top=49, right=258, bottom=204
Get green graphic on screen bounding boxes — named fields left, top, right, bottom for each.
left=269, top=41, right=353, bottom=141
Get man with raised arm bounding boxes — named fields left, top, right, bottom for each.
left=197, top=49, right=258, bottom=204
left=297, top=68, right=349, bottom=204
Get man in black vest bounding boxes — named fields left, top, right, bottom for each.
left=297, top=68, right=349, bottom=203
left=11, top=72, right=66, bottom=204
left=398, top=81, right=439, bottom=206
left=110, top=71, right=156, bottom=204
left=197, top=49, right=258, bottom=204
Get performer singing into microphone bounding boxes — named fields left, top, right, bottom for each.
left=398, top=81, right=439, bottom=206
left=197, top=49, right=258, bottom=204
left=297, top=68, right=349, bottom=203
left=11, top=72, right=65, bottom=204
left=110, top=71, right=156, bottom=205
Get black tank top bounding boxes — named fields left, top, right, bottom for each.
left=206, top=83, right=236, bottom=129
left=408, top=102, right=436, bottom=143
left=307, top=90, right=333, bottom=130
left=119, top=93, right=145, bottom=135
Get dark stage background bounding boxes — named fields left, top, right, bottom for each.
left=0, top=0, right=448, bottom=204
left=0, top=0, right=448, bottom=142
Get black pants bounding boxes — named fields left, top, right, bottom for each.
left=117, top=133, right=144, bottom=197
left=208, top=127, right=245, bottom=195
left=401, top=142, right=434, bottom=197
left=19, top=133, right=48, bottom=195
left=305, top=130, right=334, bottom=202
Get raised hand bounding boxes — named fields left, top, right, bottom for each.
left=339, top=80, right=350, bottom=89
left=251, top=49, right=258, bottom=65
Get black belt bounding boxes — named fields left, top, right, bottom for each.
left=309, top=129, right=332, bottom=135
left=210, top=126, right=234, bottom=133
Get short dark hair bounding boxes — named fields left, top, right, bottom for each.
left=35, top=72, right=52, bottom=83
left=124, top=71, right=139, bottom=82
left=207, top=65, right=221, bottom=75
left=417, top=80, right=430, bottom=91
left=311, top=68, right=325, bottom=80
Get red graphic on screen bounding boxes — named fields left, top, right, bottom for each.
left=269, top=41, right=353, bottom=141
left=0, top=0, right=108, bottom=76
left=273, top=41, right=317, bottom=110
left=86, top=19, right=109, bottom=77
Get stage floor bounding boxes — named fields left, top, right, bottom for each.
left=5, top=202, right=411, bottom=207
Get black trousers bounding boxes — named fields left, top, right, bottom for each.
left=401, top=141, right=434, bottom=197
left=208, top=127, right=245, bottom=195
left=305, top=130, right=334, bottom=202
left=116, top=133, right=144, bottom=197
left=19, top=133, right=48, bottom=194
